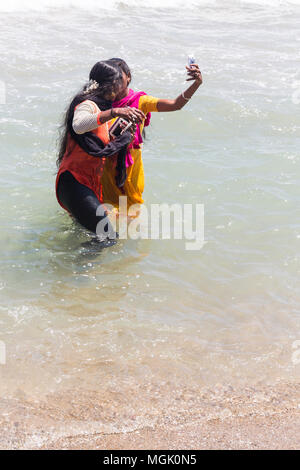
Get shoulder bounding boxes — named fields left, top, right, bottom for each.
left=138, top=94, right=158, bottom=113
left=75, top=99, right=101, bottom=113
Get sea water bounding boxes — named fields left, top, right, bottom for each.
left=0, top=0, right=300, bottom=442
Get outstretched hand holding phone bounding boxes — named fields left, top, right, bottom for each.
left=156, top=57, right=203, bottom=112
left=186, top=56, right=202, bottom=83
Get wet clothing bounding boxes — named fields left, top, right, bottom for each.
left=101, top=92, right=158, bottom=209
left=55, top=98, right=130, bottom=235
left=56, top=170, right=115, bottom=237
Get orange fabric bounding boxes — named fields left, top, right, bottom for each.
left=55, top=120, right=110, bottom=211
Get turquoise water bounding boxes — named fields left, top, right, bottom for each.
left=0, top=0, right=300, bottom=404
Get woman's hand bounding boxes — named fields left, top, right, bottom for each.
left=186, top=64, right=202, bottom=84
left=129, top=122, right=137, bottom=143
left=119, top=121, right=136, bottom=143
left=115, top=106, right=145, bottom=124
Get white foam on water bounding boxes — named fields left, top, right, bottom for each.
left=0, top=0, right=196, bottom=12
left=1, top=0, right=300, bottom=12
left=1, top=0, right=300, bottom=405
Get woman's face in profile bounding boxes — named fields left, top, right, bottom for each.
left=114, top=71, right=129, bottom=101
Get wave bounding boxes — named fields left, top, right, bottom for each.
left=1, top=0, right=300, bottom=13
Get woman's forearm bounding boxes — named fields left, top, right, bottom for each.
left=98, top=108, right=116, bottom=124
left=156, top=64, right=202, bottom=112
left=157, top=80, right=201, bottom=112
left=100, top=107, right=145, bottom=124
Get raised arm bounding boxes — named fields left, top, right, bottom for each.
left=156, top=64, right=202, bottom=112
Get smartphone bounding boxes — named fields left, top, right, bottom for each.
left=109, top=117, right=132, bottom=139
left=188, top=55, right=196, bottom=66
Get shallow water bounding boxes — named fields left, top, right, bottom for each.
left=0, top=0, right=300, bottom=420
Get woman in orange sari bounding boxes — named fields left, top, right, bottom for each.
left=55, top=60, right=144, bottom=240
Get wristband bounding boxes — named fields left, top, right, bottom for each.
left=181, top=92, right=190, bottom=101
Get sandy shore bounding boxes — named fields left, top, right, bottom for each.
left=45, top=414, right=300, bottom=450
left=0, top=380, right=299, bottom=449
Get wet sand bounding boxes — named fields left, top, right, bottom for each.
left=1, top=381, right=299, bottom=450
left=47, top=414, right=300, bottom=450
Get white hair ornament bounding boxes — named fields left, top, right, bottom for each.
left=83, top=79, right=99, bottom=94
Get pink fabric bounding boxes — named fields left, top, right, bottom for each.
left=112, top=89, right=151, bottom=167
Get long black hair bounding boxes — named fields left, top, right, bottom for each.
left=56, top=60, right=122, bottom=169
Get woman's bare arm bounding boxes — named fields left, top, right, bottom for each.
left=157, top=64, right=202, bottom=112
left=99, top=106, right=145, bottom=124
left=72, top=100, right=145, bottom=134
